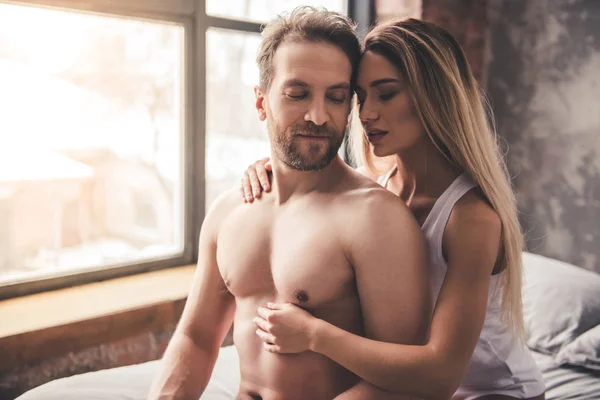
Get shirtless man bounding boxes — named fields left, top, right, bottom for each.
left=148, top=7, right=431, bottom=400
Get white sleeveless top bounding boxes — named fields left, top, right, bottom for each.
left=378, top=167, right=545, bottom=399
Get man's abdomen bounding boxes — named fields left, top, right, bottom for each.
left=233, top=312, right=359, bottom=400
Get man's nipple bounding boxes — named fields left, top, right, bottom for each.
left=294, top=289, right=309, bottom=303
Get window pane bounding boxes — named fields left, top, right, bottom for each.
left=207, top=0, right=346, bottom=23
left=375, top=0, right=422, bottom=22
left=0, top=4, right=185, bottom=285
left=206, top=28, right=269, bottom=208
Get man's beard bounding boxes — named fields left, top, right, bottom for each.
left=268, top=120, right=345, bottom=172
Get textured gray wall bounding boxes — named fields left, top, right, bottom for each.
left=487, top=0, right=600, bottom=273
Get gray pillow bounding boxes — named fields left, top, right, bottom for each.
left=555, top=324, right=600, bottom=371
left=522, top=252, right=600, bottom=355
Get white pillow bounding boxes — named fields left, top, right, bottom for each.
left=522, top=252, right=600, bottom=355
left=555, top=324, right=600, bottom=371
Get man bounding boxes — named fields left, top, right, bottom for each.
left=148, top=7, right=431, bottom=400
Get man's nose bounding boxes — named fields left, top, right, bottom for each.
left=304, top=98, right=329, bottom=126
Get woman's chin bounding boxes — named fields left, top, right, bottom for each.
left=372, top=145, right=394, bottom=158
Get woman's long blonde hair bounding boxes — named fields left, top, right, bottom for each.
left=350, top=18, right=525, bottom=338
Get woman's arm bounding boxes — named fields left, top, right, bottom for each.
left=256, top=194, right=502, bottom=400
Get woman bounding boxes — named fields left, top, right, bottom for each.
left=239, top=18, right=545, bottom=400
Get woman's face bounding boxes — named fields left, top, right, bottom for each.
left=356, top=51, right=425, bottom=157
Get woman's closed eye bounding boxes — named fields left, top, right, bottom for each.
left=356, top=90, right=396, bottom=105
left=379, top=91, right=397, bottom=102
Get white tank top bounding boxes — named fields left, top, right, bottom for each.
left=378, top=167, right=545, bottom=399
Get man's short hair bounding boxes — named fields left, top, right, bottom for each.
left=257, top=6, right=361, bottom=90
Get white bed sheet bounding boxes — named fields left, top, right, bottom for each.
left=531, top=350, right=600, bottom=400
left=16, top=345, right=241, bottom=400
left=18, top=344, right=600, bottom=400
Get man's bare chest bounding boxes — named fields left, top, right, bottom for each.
left=215, top=207, right=355, bottom=308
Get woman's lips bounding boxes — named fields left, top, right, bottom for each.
left=367, top=130, right=388, bottom=143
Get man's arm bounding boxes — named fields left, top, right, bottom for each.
left=334, top=189, right=432, bottom=399
left=147, top=193, right=237, bottom=400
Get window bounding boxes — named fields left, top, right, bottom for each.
left=207, top=0, right=346, bottom=23
left=375, top=0, right=421, bottom=22
left=0, top=2, right=186, bottom=297
left=205, top=28, right=266, bottom=207
left=204, top=1, right=348, bottom=208
left=0, top=0, right=362, bottom=299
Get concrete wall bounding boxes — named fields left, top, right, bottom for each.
left=487, top=0, right=600, bottom=273
left=375, top=0, right=600, bottom=273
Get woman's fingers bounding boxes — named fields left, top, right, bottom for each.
left=239, top=183, right=246, bottom=203
left=241, top=172, right=254, bottom=203
left=258, top=169, right=270, bottom=192
left=255, top=328, right=276, bottom=344
left=266, top=302, right=284, bottom=310
left=240, top=158, right=272, bottom=203
left=248, top=166, right=263, bottom=199
left=263, top=342, right=281, bottom=353
left=257, top=306, right=272, bottom=321
left=253, top=316, right=271, bottom=332
left=255, top=160, right=271, bottom=192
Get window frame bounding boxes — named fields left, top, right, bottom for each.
left=0, top=0, right=371, bottom=300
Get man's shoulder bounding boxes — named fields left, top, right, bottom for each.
left=355, top=165, right=379, bottom=181
left=209, top=187, right=243, bottom=213
left=337, top=173, right=426, bottom=268
left=203, top=187, right=244, bottom=232
left=336, top=172, right=412, bottom=223
left=339, top=168, right=399, bottom=203
left=339, top=166, right=382, bottom=193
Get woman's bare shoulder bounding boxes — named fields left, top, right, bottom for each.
left=451, top=188, right=501, bottom=226
left=444, top=188, right=502, bottom=268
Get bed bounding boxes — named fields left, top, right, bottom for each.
left=16, top=252, right=600, bottom=400
left=520, top=252, right=600, bottom=399
left=531, top=351, right=600, bottom=400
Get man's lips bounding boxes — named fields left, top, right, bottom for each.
left=296, top=134, right=330, bottom=140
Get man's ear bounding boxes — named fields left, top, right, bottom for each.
left=254, top=86, right=267, bottom=121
